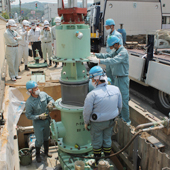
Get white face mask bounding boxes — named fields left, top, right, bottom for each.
left=25, top=26, right=28, bottom=29
left=106, top=28, right=111, bottom=34
left=111, top=48, right=116, bottom=52
left=32, top=26, right=36, bottom=29
left=92, top=81, right=97, bottom=88
left=10, top=27, right=16, bottom=31
left=56, top=23, right=60, bottom=26
left=34, top=89, right=40, bottom=95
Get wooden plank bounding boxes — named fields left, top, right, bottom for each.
left=157, top=150, right=165, bottom=170
left=118, top=119, right=124, bottom=149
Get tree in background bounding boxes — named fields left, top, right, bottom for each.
left=1, top=12, right=9, bottom=19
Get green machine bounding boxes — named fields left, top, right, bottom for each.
left=50, top=0, right=95, bottom=169
left=27, top=49, right=48, bottom=68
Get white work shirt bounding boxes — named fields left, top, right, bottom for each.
left=17, top=27, right=29, bottom=46
left=4, top=29, right=22, bottom=46
left=40, top=28, right=52, bottom=43
left=28, top=27, right=41, bottom=42
left=51, top=25, right=56, bottom=42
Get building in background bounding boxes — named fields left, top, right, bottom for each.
left=0, top=0, right=11, bottom=17
left=43, top=3, right=58, bottom=24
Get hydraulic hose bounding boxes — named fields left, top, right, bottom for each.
left=69, top=129, right=143, bottom=159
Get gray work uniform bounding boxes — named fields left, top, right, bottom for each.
left=83, top=83, right=122, bottom=149
left=25, top=92, right=54, bottom=147
left=4, top=29, right=22, bottom=79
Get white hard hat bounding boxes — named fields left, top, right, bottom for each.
left=54, top=17, right=61, bottom=23
left=8, top=19, right=16, bottom=26
left=22, top=20, right=29, bottom=26
left=44, top=20, right=49, bottom=25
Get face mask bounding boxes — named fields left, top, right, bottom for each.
left=106, top=28, right=111, bottom=34
left=56, top=23, right=60, bottom=26
left=92, top=81, right=97, bottom=88
left=34, top=89, right=40, bottom=95
left=32, top=26, right=36, bottom=29
left=111, top=48, right=116, bottom=52
left=10, top=27, right=16, bottom=31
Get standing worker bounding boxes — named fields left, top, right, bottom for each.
left=28, top=22, right=43, bottom=60
left=83, top=66, right=122, bottom=164
left=105, top=19, right=123, bottom=53
left=51, top=16, right=61, bottom=68
left=89, top=35, right=131, bottom=124
left=4, top=19, right=22, bottom=81
left=40, top=20, right=52, bottom=66
left=18, top=20, right=30, bottom=71
left=25, top=81, right=54, bottom=162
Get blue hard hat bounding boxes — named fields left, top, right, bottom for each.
left=89, top=66, right=104, bottom=78
left=105, top=19, right=115, bottom=26
left=107, top=35, right=120, bottom=47
left=26, top=81, right=38, bottom=90
left=107, top=77, right=112, bottom=85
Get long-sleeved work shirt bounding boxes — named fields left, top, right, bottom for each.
left=28, top=27, right=41, bottom=42
left=4, top=29, right=22, bottom=46
left=25, top=92, right=54, bottom=120
left=83, top=83, right=122, bottom=124
left=95, top=46, right=129, bottom=77
left=51, top=25, right=56, bottom=42
left=40, top=28, right=52, bottom=43
left=17, top=27, right=29, bottom=46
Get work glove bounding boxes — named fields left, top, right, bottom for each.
left=89, top=58, right=100, bottom=64
left=39, top=113, right=48, bottom=120
left=47, top=101, right=53, bottom=112
left=84, top=124, right=90, bottom=131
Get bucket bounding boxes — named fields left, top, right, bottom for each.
left=75, top=160, right=85, bottom=170
left=19, top=148, right=32, bottom=166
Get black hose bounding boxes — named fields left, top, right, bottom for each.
left=68, top=129, right=143, bottom=159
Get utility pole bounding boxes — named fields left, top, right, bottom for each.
left=19, top=0, right=21, bottom=15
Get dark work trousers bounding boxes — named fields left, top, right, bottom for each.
left=31, top=41, right=43, bottom=59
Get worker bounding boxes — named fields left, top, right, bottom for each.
left=18, top=20, right=30, bottom=71
left=6, top=22, right=8, bottom=28
left=83, top=66, right=122, bottom=164
left=51, top=16, right=61, bottom=68
left=25, top=81, right=54, bottom=162
left=28, top=22, right=43, bottom=60
left=40, top=20, right=52, bottom=66
left=89, top=35, right=131, bottom=125
left=105, top=19, right=123, bottom=53
left=4, top=19, right=22, bottom=81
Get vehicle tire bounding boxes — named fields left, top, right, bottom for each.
left=87, top=62, right=98, bottom=69
left=154, top=89, right=170, bottom=116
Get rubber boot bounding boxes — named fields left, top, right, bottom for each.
left=49, top=60, right=52, bottom=66
left=44, top=141, right=52, bottom=157
left=36, top=147, right=41, bottom=163
left=94, top=153, right=101, bottom=165
left=25, top=65, right=30, bottom=71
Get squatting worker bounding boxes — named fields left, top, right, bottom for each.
left=83, top=66, right=122, bottom=163
left=25, top=81, right=54, bottom=163
left=4, top=19, right=22, bottom=81
left=89, top=35, right=131, bottom=125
